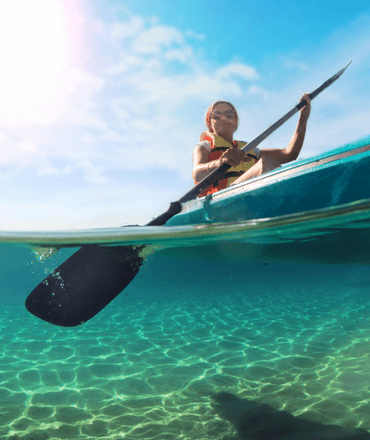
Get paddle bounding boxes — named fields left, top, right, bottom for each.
left=26, top=62, right=351, bottom=327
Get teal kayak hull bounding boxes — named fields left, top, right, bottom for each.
left=166, top=136, right=370, bottom=226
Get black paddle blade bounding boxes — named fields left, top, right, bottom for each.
left=26, top=245, right=144, bottom=327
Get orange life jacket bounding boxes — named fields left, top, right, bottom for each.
left=194, top=131, right=259, bottom=197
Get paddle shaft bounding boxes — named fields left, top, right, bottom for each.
left=148, top=62, right=351, bottom=226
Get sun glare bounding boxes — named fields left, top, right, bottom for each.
left=0, top=0, right=73, bottom=122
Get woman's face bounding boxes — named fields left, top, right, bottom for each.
left=210, top=103, right=237, bottom=139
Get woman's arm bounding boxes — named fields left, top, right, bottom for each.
left=259, top=93, right=311, bottom=164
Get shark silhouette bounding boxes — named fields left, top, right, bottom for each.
left=212, top=393, right=370, bottom=440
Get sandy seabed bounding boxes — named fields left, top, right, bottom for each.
left=2, top=270, right=370, bottom=440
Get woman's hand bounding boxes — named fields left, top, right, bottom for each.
left=299, top=93, right=311, bottom=120
left=217, top=147, right=245, bottom=167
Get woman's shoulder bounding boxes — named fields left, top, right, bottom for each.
left=194, top=140, right=211, bottom=153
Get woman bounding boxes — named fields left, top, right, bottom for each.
left=192, top=94, right=311, bottom=197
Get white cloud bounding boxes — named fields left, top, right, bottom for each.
left=78, top=160, right=107, bottom=184
left=247, top=85, right=271, bottom=99
left=283, top=59, right=308, bottom=71
left=0, top=140, right=42, bottom=167
left=216, top=63, right=259, bottom=81
left=132, top=25, right=184, bottom=54
left=111, top=16, right=144, bottom=39
left=185, top=29, right=205, bottom=41
left=164, top=47, right=194, bottom=62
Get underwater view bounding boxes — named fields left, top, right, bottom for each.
left=2, top=202, right=370, bottom=440
left=2, top=0, right=370, bottom=438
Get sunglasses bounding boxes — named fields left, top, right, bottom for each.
left=211, top=110, right=236, bottom=120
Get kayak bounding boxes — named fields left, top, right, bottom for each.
left=166, top=136, right=370, bottom=226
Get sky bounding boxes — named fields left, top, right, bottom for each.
left=0, top=0, right=369, bottom=230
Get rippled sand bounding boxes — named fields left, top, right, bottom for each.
left=2, top=266, right=370, bottom=440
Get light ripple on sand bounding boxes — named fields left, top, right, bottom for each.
left=2, top=280, right=370, bottom=439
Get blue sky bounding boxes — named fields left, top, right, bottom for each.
left=0, top=0, right=369, bottom=230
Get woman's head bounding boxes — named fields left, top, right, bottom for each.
left=204, top=101, right=239, bottom=134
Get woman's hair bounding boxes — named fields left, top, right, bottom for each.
left=204, top=101, right=239, bottom=132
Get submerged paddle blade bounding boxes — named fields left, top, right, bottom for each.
left=26, top=245, right=144, bottom=327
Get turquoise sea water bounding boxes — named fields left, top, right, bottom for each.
left=2, top=203, right=370, bottom=439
